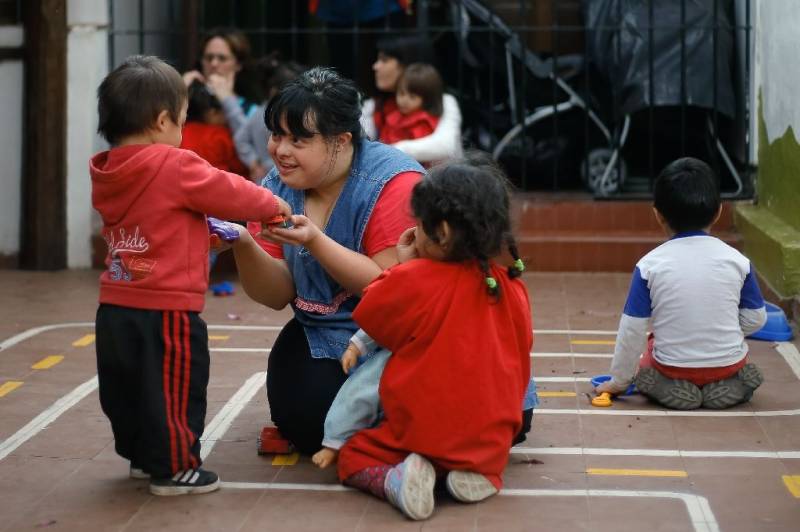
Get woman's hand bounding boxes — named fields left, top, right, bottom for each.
left=275, top=196, right=293, bottom=219
left=182, top=70, right=204, bottom=87
left=207, top=72, right=235, bottom=100
left=261, top=214, right=322, bottom=247
left=396, top=226, right=419, bottom=264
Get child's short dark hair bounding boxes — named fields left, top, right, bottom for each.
left=265, top=66, right=362, bottom=144
left=654, top=157, right=720, bottom=232
left=255, top=52, right=305, bottom=101
left=97, top=55, right=187, bottom=145
left=186, top=80, right=221, bottom=123
left=398, top=63, right=444, bottom=117
left=411, top=151, right=525, bottom=297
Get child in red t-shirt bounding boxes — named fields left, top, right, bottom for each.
left=333, top=152, right=533, bottom=521
left=181, top=80, right=248, bottom=176
left=379, top=63, right=443, bottom=154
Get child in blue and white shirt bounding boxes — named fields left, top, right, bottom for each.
left=596, top=157, right=767, bottom=410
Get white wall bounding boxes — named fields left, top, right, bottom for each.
left=0, top=26, right=23, bottom=257
left=67, top=0, right=109, bottom=268
left=756, top=0, right=800, bottom=146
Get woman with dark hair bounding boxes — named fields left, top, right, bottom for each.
left=361, top=35, right=463, bottom=164
left=228, top=67, right=425, bottom=455
left=182, top=28, right=257, bottom=136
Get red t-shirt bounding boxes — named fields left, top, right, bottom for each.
left=248, top=170, right=421, bottom=259
left=181, top=122, right=248, bottom=177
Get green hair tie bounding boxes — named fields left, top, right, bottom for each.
left=485, top=277, right=498, bottom=290
left=514, top=259, right=525, bottom=272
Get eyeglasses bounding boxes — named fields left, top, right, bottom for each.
left=202, top=53, right=233, bottom=63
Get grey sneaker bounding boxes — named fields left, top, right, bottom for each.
left=702, top=363, right=764, bottom=409
left=446, top=471, right=498, bottom=503
left=635, top=367, right=702, bottom=410
left=149, top=468, right=220, bottom=496
left=383, top=453, right=436, bottom=520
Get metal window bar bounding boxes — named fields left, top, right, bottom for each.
left=104, top=0, right=752, bottom=200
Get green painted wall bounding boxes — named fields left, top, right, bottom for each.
left=735, top=93, right=800, bottom=302
left=756, top=94, right=800, bottom=232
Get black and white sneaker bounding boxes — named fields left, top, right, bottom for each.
left=149, top=468, right=220, bottom=496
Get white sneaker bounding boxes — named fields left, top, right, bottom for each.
left=383, top=453, right=435, bottom=520
left=445, top=470, right=498, bottom=503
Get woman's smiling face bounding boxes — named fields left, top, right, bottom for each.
left=268, top=115, right=337, bottom=190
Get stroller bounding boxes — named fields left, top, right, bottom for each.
left=449, top=0, right=745, bottom=196
left=583, top=0, right=745, bottom=196
left=449, top=0, right=613, bottom=191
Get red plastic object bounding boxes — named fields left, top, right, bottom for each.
left=265, top=215, right=289, bottom=228
left=257, top=426, right=293, bottom=455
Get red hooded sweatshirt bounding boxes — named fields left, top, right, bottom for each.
left=90, top=143, right=280, bottom=312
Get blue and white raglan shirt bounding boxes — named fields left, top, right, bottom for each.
left=608, top=231, right=767, bottom=389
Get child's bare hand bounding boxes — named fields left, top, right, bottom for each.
left=341, top=344, right=360, bottom=374
left=396, top=226, right=419, bottom=264
left=595, top=380, right=628, bottom=395
left=274, top=196, right=292, bottom=219
left=311, top=447, right=339, bottom=469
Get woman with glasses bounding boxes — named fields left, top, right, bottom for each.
left=182, top=28, right=258, bottom=137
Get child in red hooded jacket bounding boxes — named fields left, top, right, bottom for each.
left=90, top=55, right=290, bottom=496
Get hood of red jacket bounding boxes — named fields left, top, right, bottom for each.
left=90, top=144, right=172, bottom=226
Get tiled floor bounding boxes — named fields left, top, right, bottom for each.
left=0, top=269, right=799, bottom=531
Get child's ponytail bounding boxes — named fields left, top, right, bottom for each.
left=478, top=256, right=500, bottom=298
left=506, top=236, right=526, bottom=279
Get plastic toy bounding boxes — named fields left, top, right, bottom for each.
left=265, top=214, right=290, bottom=228
left=591, top=374, right=637, bottom=395
left=591, top=392, right=613, bottom=407
left=747, top=302, right=794, bottom=342
left=257, top=426, right=294, bottom=455
left=210, top=280, right=234, bottom=296
left=207, top=217, right=241, bottom=249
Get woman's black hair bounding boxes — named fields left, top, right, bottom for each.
left=653, top=157, right=720, bottom=232
left=410, top=151, right=525, bottom=298
left=186, top=80, right=221, bottom=123
left=265, top=66, right=362, bottom=144
left=375, top=34, right=434, bottom=66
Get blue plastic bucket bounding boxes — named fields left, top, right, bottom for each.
left=747, top=302, right=794, bottom=342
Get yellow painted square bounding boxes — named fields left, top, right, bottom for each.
left=272, top=452, right=299, bottom=466
left=208, top=335, right=230, bottom=341
left=0, top=381, right=23, bottom=397
left=32, top=355, right=64, bottom=369
left=72, top=334, right=95, bottom=347
left=783, top=475, right=800, bottom=498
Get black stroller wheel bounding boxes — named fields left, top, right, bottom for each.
left=582, top=148, right=627, bottom=195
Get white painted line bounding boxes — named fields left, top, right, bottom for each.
left=511, top=446, right=800, bottom=459
left=0, top=322, right=94, bottom=352
left=533, top=352, right=613, bottom=358
left=775, top=342, right=800, bottom=380
left=536, top=377, right=592, bottom=383
left=210, top=348, right=271, bottom=353
left=535, top=407, right=800, bottom=417
left=200, top=371, right=266, bottom=460
left=0, top=376, right=98, bottom=460
left=220, top=482, right=718, bottom=532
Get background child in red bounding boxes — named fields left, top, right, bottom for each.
left=336, top=153, right=533, bottom=520
left=180, top=80, right=248, bottom=176
left=378, top=63, right=443, bottom=151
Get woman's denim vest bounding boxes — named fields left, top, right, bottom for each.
left=262, top=140, right=424, bottom=360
